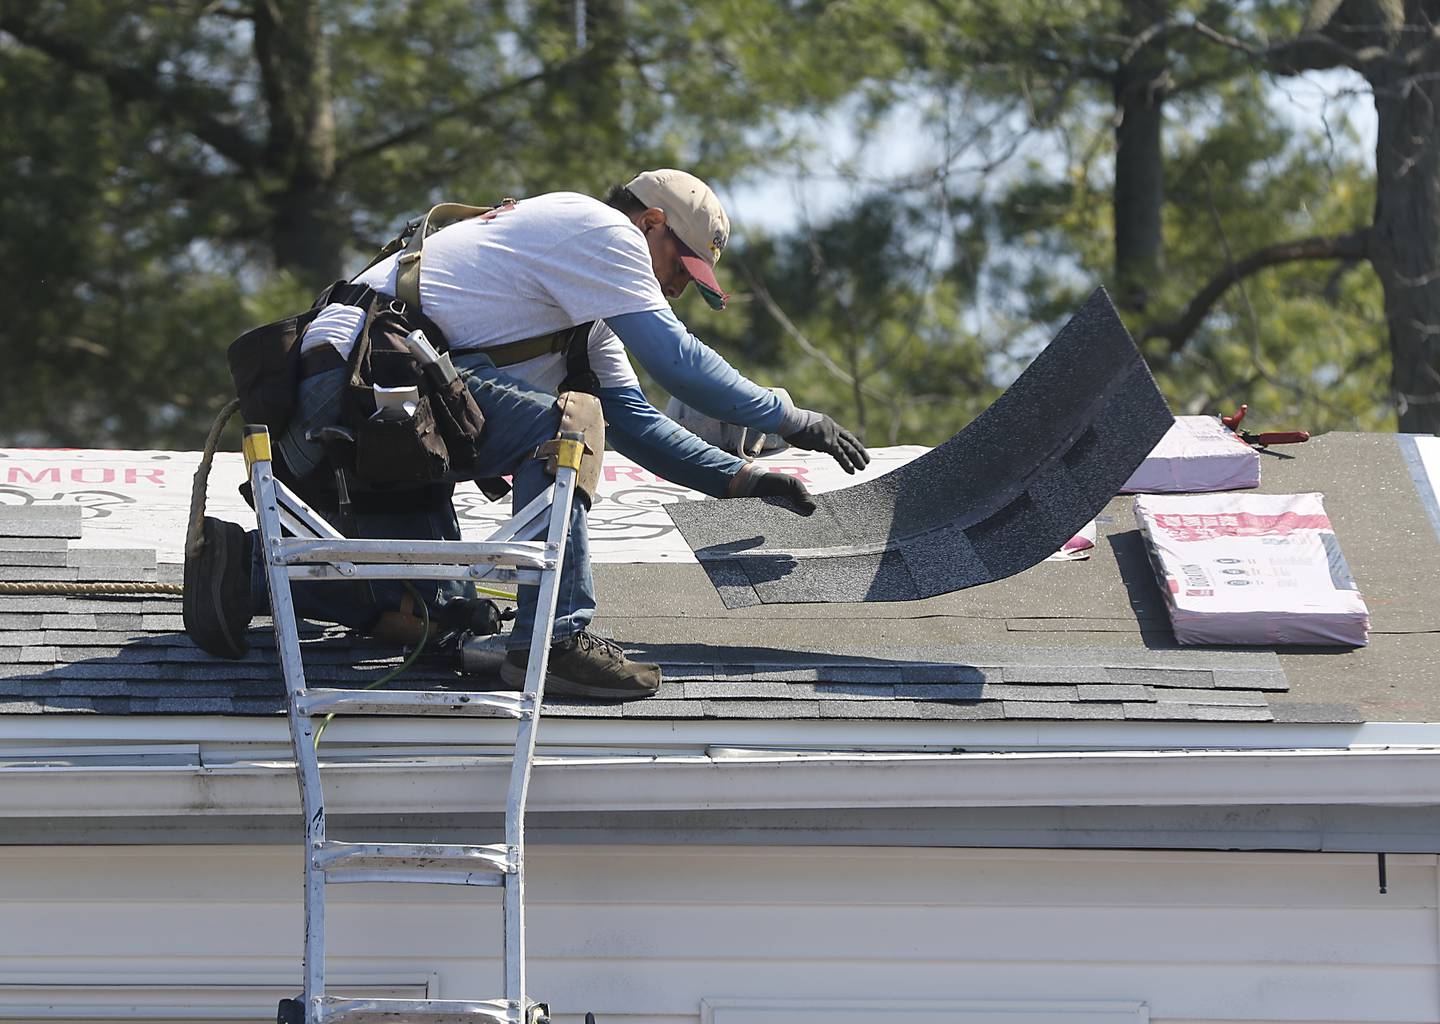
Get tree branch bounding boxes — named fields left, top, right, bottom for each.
left=336, top=60, right=583, bottom=171
left=1118, top=13, right=1378, bottom=77
left=0, top=13, right=262, bottom=171
left=1142, top=229, right=1373, bottom=353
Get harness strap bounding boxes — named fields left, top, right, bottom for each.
left=394, top=200, right=511, bottom=309
left=372, top=200, right=597, bottom=385
left=484, top=329, right=572, bottom=367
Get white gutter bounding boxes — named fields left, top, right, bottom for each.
left=2, top=747, right=1438, bottom=819
left=5, top=714, right=1440, bottom=752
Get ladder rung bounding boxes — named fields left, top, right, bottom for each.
left=276, top=537, right=548, bottom=568
left=297, top=688, right=530, bottom=718
left=320, top=996, right=519, bottom=1024
left=315, top=841, right=514, bottom=886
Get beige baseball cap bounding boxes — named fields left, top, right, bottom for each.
left=626, top=168, right=731, bottom=310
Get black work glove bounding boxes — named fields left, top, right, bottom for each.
left=750, top=472, right=817, bottom=516
left=783, top=414, right=870, bottom=474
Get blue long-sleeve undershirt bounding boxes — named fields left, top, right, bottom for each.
left=603, top=308, right=797, bottom=434
left=600, top=385, right=745, bottom=497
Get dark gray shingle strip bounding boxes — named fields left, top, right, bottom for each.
left=0, top=506, right=83, bottom=538
left=1154, top=688, right=1269, bottom=707
left=3, top=551, right=70, bottom=567
left=682, top=680, right=896, bottom=700
left=1076, top=684, right=1151, bottom=701
left=540, top=699, right=624, bottom=718
left=1001, top=665, right=1112, bottom=684
left=983, top=684, right=1079, bottom=702
left=623, top=698, right=708, bottom=718
left=68, top=547, right=156, bottom=569
left=0, top=632, right=46, bottom=647
left=0, top=566, right=80, bottom=581
left=820, top=700, right=1004, bottom=720
left=0, top=615, right=43, bottom=630
left=1109, top=667, right=1216, bottom=688
left=895, top=683, right=987, bottom=700
left=1124, top=702, right=1272, bottom=722
left=1212, top=669, right=1289, bottom=692
left=698, top=699, right=822, bottom=718
left=1002, top=701, right=1125, bottom=720
left=0, top=536, right=70, bottom=552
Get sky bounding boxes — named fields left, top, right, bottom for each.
left=725, top=69, right=1378, bottom=239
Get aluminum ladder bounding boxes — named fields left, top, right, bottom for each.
left=243, top=423, right=584, bottom=1024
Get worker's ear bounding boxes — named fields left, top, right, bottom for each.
left=636, top=207, right=668, bottom=234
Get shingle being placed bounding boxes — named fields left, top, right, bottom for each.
left=667, top=287, right=1175, bottom=607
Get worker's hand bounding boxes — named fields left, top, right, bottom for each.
left=750, top=471, right=816, bottom=515
left=783, top=413, right=870, bottom=474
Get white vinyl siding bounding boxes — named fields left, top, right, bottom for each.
left=0, top=846, right=1435, bottom=1024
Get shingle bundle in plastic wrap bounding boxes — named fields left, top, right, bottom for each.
left=1134, top=491, right=1370, bottom=646
left=1121, top=415, right=1260, bottom=493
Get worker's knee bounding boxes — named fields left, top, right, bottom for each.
left=536, top=390, right=605, bottom=503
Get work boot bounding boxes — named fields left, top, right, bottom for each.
left=500, top=631, right=660, bottom=701
left=182, top=516, right=254, bottom=659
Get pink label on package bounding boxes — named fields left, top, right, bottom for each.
left=1150, top=510, right=1332, bottom=542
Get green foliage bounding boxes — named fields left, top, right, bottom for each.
left=0, top=0, right=904, bottom=447
left=0, top=0, right=1405, bottom=450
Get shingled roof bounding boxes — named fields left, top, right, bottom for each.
left=2, top=431, right=1437, bottom=725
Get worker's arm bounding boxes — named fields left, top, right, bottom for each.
left=604, top=307, right=870, bottom=474
left=600, top=384, right=743, bottom=497
left=600, top=385, right=816, bottom=512
left=604, top=308, right=801, bottom=432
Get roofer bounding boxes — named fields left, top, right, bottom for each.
left=185, top=169, right=868, bottom=700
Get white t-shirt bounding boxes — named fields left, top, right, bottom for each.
left=325, top=192, right=668, bottom=391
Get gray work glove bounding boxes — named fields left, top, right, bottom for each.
left=783, top=413, right=870, bottom=474
left=727, top=466, right=816, bottom=515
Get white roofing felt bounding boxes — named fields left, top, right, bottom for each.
left=0, top=445, right=1094, bottom=565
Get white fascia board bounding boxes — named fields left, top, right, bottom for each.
left=6, top=715, right=1440, bottom=752
left=2, top=747, right=1439, bottom=819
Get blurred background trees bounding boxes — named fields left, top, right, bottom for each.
left=1, top=0, right=1434, bottom=448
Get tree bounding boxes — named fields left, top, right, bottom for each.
left=1151, top=0, right=1440, bottom=433
left=0, top=0, right=887, bottom=446
left=868, top=0, right=1412, bottom=432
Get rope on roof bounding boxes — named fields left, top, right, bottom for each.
left=0, top=581, right=182, bottom=595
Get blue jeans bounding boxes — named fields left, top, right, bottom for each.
left=257, top=354, right=595, bottom=650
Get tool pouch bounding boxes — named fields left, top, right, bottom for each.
left=340, top=303, right=485, bottom=486
left=343, top=348, right=447, bottom=487
left=426, top=371, right=486, bottom=475
left=226, top=280, right=350, bottom=435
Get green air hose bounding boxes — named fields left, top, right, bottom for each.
left=313, top=581, right=431, bottom=745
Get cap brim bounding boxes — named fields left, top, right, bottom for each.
left=677, top=249, right=729, bottom=311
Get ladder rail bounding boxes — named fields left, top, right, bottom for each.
left=243, top=423, right=580, bottom=1024
left=246, top=431, right=329, bottom=1020
left=503, top=451, right=579, bottom=1014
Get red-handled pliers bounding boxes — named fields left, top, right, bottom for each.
left=1220, top=404, right=1310, bottom=447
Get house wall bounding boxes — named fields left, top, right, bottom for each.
left=0, top=844, right=1435, bottom=1024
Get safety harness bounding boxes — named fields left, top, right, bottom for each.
left=227, top=199, right=600, bottom=492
